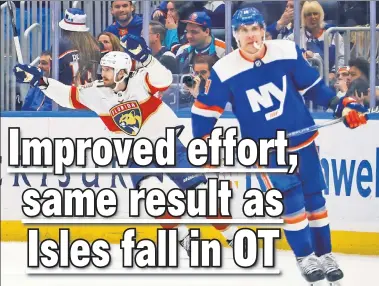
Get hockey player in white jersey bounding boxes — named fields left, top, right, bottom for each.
left=14, top=34, right=240, bottom=257
left=191, top=7, right=368, bottom=285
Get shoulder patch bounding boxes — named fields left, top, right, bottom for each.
left=79, top=80, right=104, bottom=90
left=79, top=82, right=94, bottom=90
left=97, top=80, right=105, bottom=88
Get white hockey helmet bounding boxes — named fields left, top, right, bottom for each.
left=100, top=51, right=133, bottom=89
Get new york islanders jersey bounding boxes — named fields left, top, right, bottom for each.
left=104, top=15, right=143, bottom=39
left=59, top=39, right=80, bottom=85
left=38, top=57, right=177, bottom=142
left=191, top=40, right=336, bottom=150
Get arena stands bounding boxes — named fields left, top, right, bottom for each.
left=1, top=0, right=378, bottom=112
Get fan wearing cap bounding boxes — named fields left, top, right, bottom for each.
left=105, top=0, right=143, bottom=39
left=58, top=8, right=101, bottom=87
left=175, top=11, right=226, bottom=74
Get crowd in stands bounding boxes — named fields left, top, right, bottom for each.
left=5, top=0, right=378, bottom=111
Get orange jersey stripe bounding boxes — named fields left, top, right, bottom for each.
left=261, top=174, right=273, bottom=189
left=288, top=131, right=319, bottom=151
left=342, top=96, right=356, bottom=106
left=194, top=100, right=224, bottom=114
left=214, top=39, right=226, bottom=49
left=283, top=212, right=307, bottom=224
left=59, top=49, right=79, bottom=59
left=308, top=210, right=328, bottom=221
left=256, top=164, right=274, bottom=189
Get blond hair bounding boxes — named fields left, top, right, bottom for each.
left=301, top=1, right=325, bottom=28
left=350, top=24, right=379, bottom=62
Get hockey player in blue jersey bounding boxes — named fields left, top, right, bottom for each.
left=191, top=7, right=368, bottom=285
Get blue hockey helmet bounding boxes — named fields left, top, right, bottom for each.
left=231, top=7, right=266, bottom=31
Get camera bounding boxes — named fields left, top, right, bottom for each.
left=183, top=75, right=195, bottom=88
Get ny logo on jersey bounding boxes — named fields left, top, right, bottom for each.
left=246, top=75, right=287, bottom=120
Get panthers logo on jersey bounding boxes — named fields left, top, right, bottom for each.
left=110, top=100, right=142, bottom=136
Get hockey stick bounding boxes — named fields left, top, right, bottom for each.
left=287, top=106, right=379, bottom=138
left=7, top=1, right=24, bottom=64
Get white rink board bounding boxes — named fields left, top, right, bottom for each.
left=2, top=242, right=379, bottom=286
left=1, top=116, right=379, bottom=232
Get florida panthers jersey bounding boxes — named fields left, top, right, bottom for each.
left=39, top=57, right=177, bottom=141
left=191, top=40, right=336, bottom=150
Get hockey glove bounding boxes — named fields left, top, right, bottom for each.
left=333, top=96, right=368, bottom=129
left=13, top=64, right=45, bottom=87
left=120, top=34, right=152, bottom=66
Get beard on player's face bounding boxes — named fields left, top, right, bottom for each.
left=101, top=68, right=115, bottom=86
left=103, top=70, right=128, bottom=89
left=103, top=78, right=116, bottom=88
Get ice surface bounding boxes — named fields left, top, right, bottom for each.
left=1, top=242, right=378, bottom=286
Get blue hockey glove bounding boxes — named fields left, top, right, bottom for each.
left=333, top=96, right=368, bottom=129
left=13, top=64, right=44, bottom=87
left=120, top=34, right=152, bottom=66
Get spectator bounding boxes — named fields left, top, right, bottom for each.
left=320, top=1, right=339, bottom=25
left=59, top=8, right=101, bottom=86
left=266, top=0, right=294, bottom=40
left=348, top=57, right=369, bottom=83
left=97, top=32, right=124, bottom=52
left=338, top=1, right=370, bottom=26
left=96, top=32, right=125, bottom=80
left=149, top=21, right=178, bottom=74
left=334, top=66, right=350, bottom=98
left=346, top=77, right=379, bottom=107
left=152, top=1, right=225, bottom=28
left=105, top=0, right=143, bottom=39
left=202, top=1, right=225, bottom=28
left=96, top=32, right=140, bottom=74
left=152, top=1, right=182, bottom=52
left=287, top=1, right=344, bottom=78
left=176, top=12, right=226, bottom=74
left=21, top=51, right=52, bottom=111
left=235, top=1, right=286, bottom=27
left=186, top=54, right=218, bottom=98
left=346, top=58, right=379, bottom=107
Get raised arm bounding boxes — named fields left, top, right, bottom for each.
left=143, top=56, right=173, bottom=94
left=13, top=64, right=92, bottom=110
left=120, top=33, right=173, bottom=94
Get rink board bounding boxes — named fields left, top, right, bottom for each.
left=1, top=112, right=379, bottom=255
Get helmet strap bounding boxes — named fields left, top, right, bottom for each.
left=113, top=69, right=128, bottom=92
